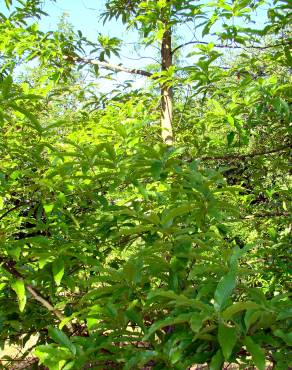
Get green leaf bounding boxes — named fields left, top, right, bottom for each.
left=44, top=203, right=54, bottom=214
left=148, top=290, right=207, bottom=310
left=273, top=329, right=292, bottom=346
left=248, top=288, right=267, bottom=305
left=244, top=336, right=265, bottom=370
left=226, top=115, right=235, bottom=126
left=59, top=312, right=79, bottom=330
left=227, top=131, right=235, bottom=146
left=34, top=344, right=71, bottom=370
left=214, top=269, right=237, bottom=310
left=125, top=309, right=145, bottom=332
left=11, top=279, right=26, bottom=312
left=9, top=103, right=42, bottom=133
left=202, top=14, right=218, bottom=37
left=62, top=361, right=77, bottom=370
left=230, top=244, right=253, bottom=267
left=52, top=258, right=65, bottom=286
left=210, top=349, right=224, bottom=370
left=190, top=312, right=209, bottom=333
left=48, top=327, right=76, bottom=355
left=117, top=225, right=153, bottom=236
left=218, top=323, right=237, bottom=360
left=244, top=310, right=262, bottom=331
left=222, top=301, right=261, bottom=320
left=277, top=307, right=292, bottom=320
left=161, top=204, right=193, bottom=225
left=157, top=0, right=167, bottom=9
left=143, top=313, right=193, bottom=340
left=284, top=46, right=292, bottom=65
left=5, top=0, right=12, bottom=8
left=150, top=160, right=163, bottom=179
left=124, top=350, right=158, bottom=370
left=148, top=290, right=179, bottom=301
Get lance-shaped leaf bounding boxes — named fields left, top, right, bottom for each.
left=218, top=323, right=237, bottom=360
left=52, top=258, right=65, bottom=286
left=143, top=313, right=193, bottom=340
left=48, top=326, right=76, bottom=355
left=11, top=279, right=26, bottom=312
left=214, top=269, right=237, bottom=310
left=210, top=349, right=224, bottom=370
left=244, top=336, right=265, bottom=370
left=222, top=301, right=261, bottom=320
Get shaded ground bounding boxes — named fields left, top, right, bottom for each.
left=1, top=341, right=274, bottom=370
left=0, top=357, right=275, bottom=370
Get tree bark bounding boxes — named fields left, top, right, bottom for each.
left=160, top=11, right=173, bottom=145
left=63, top=55, right=153, bottom=77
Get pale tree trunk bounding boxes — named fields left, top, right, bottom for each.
left=160, top=13, right=173, bottom=145
left=67, top=5, right=174, bottom=145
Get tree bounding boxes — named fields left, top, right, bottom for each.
left=0, top=0, right=291, bottom=369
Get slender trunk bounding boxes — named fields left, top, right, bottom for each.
left=160, top=15, right=173, bottom=145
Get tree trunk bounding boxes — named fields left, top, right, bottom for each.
left=160, top=19, right=173, bottom=145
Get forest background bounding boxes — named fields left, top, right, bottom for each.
left=0, top=0, right=291, bottom=369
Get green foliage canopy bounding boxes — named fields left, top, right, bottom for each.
left=0, top=0, right=291, bottom=369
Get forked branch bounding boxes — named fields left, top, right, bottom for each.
left=172, top=40, right=292, bottom=55
left=64, top=55, right=153, bottom=77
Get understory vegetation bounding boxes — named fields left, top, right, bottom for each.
left=0, top=0, right=291, bottom=369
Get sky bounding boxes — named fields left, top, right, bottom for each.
left=37, top=1, right=267, bottom=76
left=39, top=0, right=159, bottom=90
left=41, top=0, right=122, bottom=39
left=37, top=0, right=201, bottom=66
left=0, top=0, right=151, bottom=90
left=40, top=0, right=140, bottom=53
left=0, top=0, right=270, bottom=91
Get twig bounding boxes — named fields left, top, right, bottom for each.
left=226, top=211, right=290, bottom=223
left=119, top=53, right=159, bottom=64
left=64, top=55, right=153, bottom=77
left=172, top=40, right=292, bottom=55
left=242, top=211, right=290, bottom=220
left=0, top=203, right=26, bottom=221
left=0, top=256, right=74, bottom=333
left=198, top=144, right=291, bottom=161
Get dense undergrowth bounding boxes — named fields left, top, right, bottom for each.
left=0, top=1, right=291, bottom=369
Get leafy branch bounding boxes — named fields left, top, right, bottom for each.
left=198, top=144, right=291, bottom=162
left=0, top=256, right=74, bottom=333
left=225, top=211, right=290, bottom=223
left=172, top=40, right=292, bottom=55
left=242, top=211, right=290, bottom=220
left=0, top=202, right=28, bottom=221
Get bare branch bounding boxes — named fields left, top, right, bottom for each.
left=172, top=40, right=292, bottom=55
left=64, top=55, right=153, bottom=78
left=119, top=53, right=160, bottom=64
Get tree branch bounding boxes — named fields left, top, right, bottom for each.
left=0, top=202, right=27, bottom=221
left=64, top=55, right=153, bottom=78
left=0, top=256, right=74, bottom=332
left=198, top=144, right=291, bottom=162
left=172, top=40, right=292, bottom=55
left=226, top=211, right=290, bottom=223
left=242, top=211, right=290, bottom=220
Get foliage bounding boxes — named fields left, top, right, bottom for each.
left=0, top=1, right=291, bottom=369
